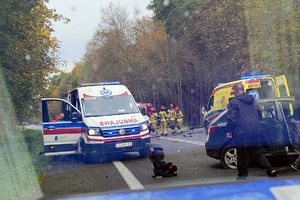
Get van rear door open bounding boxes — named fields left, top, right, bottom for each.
left=275, top=75, right=291, bottom=97
left=42, top=98, right=83, bottom=156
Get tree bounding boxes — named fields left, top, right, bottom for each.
left=0, top=0, right=68, bottom=121
left=71, top=0, right=300, bottom=127
left=243, top=0, right=300, bottom=96
left=80, top=3, right=133, bottom=84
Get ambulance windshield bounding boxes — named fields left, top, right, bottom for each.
left=82, top=96, right=140, bottom=116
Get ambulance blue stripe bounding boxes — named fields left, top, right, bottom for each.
left=43, top=121, right=147, bottom=129
left=43, top=122, right=85, bottom=129
left=204, top=109, right=225, bottom=120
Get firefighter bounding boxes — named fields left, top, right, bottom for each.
left=159, top=105, right=168, bottom=136
left=149, top=107, right=160, bottom=137
left=167, top=103, right=174, bottom=113
left=174, top=107, right=184, bottom=134
left=167, top=104, right=174, bottom=123
left=168, top=104, right=176, bottom=134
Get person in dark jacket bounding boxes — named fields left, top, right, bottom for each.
left=226, top=82, right=277, bottom=180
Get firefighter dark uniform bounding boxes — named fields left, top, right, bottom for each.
left=168, top=104, right=176, bottom=134
left=174, top=107, right=183, bottom=134
left=159, top=106, right=168, bottom=136
left=149, top=108, right=160, bottom=137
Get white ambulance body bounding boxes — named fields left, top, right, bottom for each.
left=41, top=82, right=150, bottom=163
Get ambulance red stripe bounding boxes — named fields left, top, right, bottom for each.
left=245, top=79, right=260, bottom=84
left=43, top=128, right=83, bottom=135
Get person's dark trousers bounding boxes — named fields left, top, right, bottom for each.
left=235, top=134, right=273, bottom=179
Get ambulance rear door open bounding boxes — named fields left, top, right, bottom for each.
left=275, top=75, right=291, bottom=97
left=41, top=98, right=83, bottom=156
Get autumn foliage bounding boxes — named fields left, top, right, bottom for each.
left=14, top=0, right=300, bottom=125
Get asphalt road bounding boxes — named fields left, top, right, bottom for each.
left=39, top=128, right=300, bottom=198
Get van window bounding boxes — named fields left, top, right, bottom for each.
left=217, top=112, right=228, bottom=124
left=280, top=102, right=293, bottom=117
left=42, top=100, right=76, bottom=122
left=258, top=103, right=275, bottom=119
left=278, top=85, right=288, bottom=96
left=69, top=90, right=81, bottom=112
left=261, top=85, right=274, bottom=98
left=261, top=80, right=276, bottom=98
left=206, top=96, right=214, bottom=111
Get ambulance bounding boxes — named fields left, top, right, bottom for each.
left=202, top=75, right=290, bottom=133
left=41, top=82, right=150, bottom=163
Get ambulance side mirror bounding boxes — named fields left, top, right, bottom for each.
left=140, top=107, right=147, bottom=116
left=202, top=106, right=207, bottom=114
left=71, top=112, right=81, bottom=122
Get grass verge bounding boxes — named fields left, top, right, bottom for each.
left=20, top=128, right=52, bottom=182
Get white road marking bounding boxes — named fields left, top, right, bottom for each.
left=113, top=135, right=204, bottom=190
left=113, top=161, right=145, bottom=190
left=158, top=137, right=205, bottom=145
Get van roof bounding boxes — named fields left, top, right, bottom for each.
left=79, top=81, right=121, bottom=87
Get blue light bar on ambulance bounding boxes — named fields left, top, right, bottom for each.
left=79, top=81, right=121, bottom=87
left=240, top=74, right=271, bottom=80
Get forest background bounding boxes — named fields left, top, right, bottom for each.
left=1, top=0, right=300, bottom=126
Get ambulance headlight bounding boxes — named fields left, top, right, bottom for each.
left=88, top=128, right=101, bottom=135
left=140, top=124, right=148, bottom=131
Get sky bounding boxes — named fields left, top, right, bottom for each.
left=46, top=0, right=153, bottom=72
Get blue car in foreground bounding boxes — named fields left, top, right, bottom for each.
left=205, top=97, right=300, bottom=169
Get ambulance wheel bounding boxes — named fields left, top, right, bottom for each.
left=81, top=141, right=95, bottom=164
left=139, top=148, right=150, bottom=158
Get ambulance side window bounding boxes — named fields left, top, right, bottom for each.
left=261, top=80, right=275, bottom=98
left=206, top=96, right=214, bottom=111
left=278, top=85, right=288, bottom=97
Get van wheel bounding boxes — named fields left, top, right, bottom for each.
left=220, top=146, right=238, bottom=169
left=81, top=142, right=95, bottom=164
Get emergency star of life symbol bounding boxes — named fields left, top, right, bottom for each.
left=119, top=129, right=125, bottom=135
left=248, top=90, right=260, bottom=100
left=100, top=89, right=112, bottom=96
left=221, top=96, right=226, bottom=107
